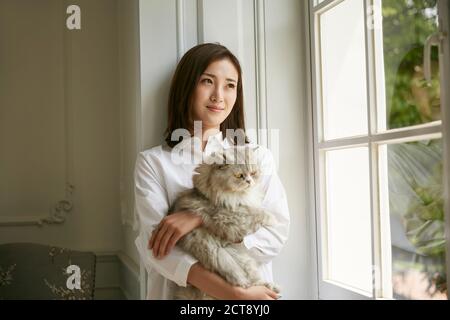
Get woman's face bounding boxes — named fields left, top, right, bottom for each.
left=409, top=62, right=441, bottom=122
left=191, top=58, right=239, bottom=131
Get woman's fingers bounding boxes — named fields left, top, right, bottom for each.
left=158, top=229, right=175, bottom=258
left=148, top=212, right=201, bottom=257
left=148, top=228, right=157, bottom=249
left=152, top=224, right=169, bottom=258
left=266, top=288, right=278, bottom=300
left=149, top=221, right=164, bottom=249
left=164, top=232, right=182, bottom=256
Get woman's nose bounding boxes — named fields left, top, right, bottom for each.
left=211, top=87, right=224, bottom=102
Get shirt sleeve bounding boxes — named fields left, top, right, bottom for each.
left=241, top=146, right=290, bottom=264
left=134, top=152, right=198, bottom=287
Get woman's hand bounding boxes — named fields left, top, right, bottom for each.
left=187, top=263, right=280, bottom=300
left=233, top=286, right=279, bottom=300
left=148, top=211, right=202, bottom=258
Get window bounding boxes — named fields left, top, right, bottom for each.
left=309, top=0, right=450, bottom=299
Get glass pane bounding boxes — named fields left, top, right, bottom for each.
left=325, top=147, right=373, bottom=294
left=381, top=0, right=441, bottom=130
left=319, top=0, right=368, bottom=140
left=314, top=0, right=326, bottom=7
left=386, top=139, right=447, bottom=299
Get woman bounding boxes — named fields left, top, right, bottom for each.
left=134, top=43, right=290, bottom=300
left=388, top=44, right=440, bottom=129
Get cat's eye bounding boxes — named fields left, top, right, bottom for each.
left=234, top=173, right=244, bottom=179
left=250, top=171, right=257, bottom=176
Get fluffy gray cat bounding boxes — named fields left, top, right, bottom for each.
left=169, top=146, right=280, bottom=300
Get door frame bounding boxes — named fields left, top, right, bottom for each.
left=437, top=0, right=450, bottom=298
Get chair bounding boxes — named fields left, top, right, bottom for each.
left=0, top=242, right=96, bottom=300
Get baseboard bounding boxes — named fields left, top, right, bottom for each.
left=117, top=251, right=140, bottom=300
left=94, top=251, right=140, bottom=300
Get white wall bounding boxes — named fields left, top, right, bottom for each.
left=119, top=0, right=315, bottom=299
left=264, top=0, right=315, bottom=300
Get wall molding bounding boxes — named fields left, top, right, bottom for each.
left=176, top=0, right=185, bottom=61
left=0, top=0, right=75, bottom=228
left=304, top=0, right=320, bottom=300
left=118, top=0, right=141, bottom=229
left=94, top=251, right=140, bottom=300
left=196, top=0, right=204, bottom=43
left=254, top=0, right=269, bottom=149
left=0, top=188, right=74, bottom=227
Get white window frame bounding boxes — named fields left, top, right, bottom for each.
left=308, top=0, right=450, bottom=299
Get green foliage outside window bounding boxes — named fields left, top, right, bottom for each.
left=383, top=0, right=446, bottom=297
left=383, top=0, right=440, bottom=128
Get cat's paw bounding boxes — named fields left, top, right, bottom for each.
left=263, top=282, right=281, bottom=294
left=262, top=213, right=278, bottom=227
left=252, top=280, right=280, bottom=294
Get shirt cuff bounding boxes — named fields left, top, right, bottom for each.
left=174, top=254, right=198, bottom=287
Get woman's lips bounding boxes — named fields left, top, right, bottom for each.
left=207, top=106, right=224, bottom=113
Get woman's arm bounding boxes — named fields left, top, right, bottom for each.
left=240, top=147, right=290, bottom=264
left=187, top=263, right=278, bottom=300
left=135, top=152, right=199, bottom=287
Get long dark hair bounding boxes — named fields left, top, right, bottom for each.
left=164, top=43, right=249, bottom=148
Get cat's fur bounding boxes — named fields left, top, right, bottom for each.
left=169, top=146, right=279, bottom=300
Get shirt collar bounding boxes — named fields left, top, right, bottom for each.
left=203, top=131, right=228, bottom=156
left=171, top=130, right=231, bottom=161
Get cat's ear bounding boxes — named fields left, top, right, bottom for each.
left=206, top=151, right=226, bottom=165
left=221, top=149, right=233, bottom=165
left=249, top=145, right=260, bottom=157
left=244, top=145, right=260, bottom=165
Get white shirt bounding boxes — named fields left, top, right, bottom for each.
left=134, top=131, right=290, bottom=300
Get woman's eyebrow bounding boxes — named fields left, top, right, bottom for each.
left=202, top=73, right=237, bottom=83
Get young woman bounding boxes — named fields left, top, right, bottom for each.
left=134, top=43, right=290, bottom=300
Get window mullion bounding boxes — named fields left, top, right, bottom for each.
left=310, top=0, right=326, bottom=298
left=364, top=0, right=381, bottom=299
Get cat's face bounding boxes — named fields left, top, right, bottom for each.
left=195, top=147, right=262, bottom=193
left=212, top=162, right=261, bottom=192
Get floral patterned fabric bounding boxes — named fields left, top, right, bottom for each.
left=0, top=243, right=96, bottom=300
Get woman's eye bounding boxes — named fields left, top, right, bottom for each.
left=202, top=78, right=213, bottom=84
left=227, top=84, right=236, bottom=89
